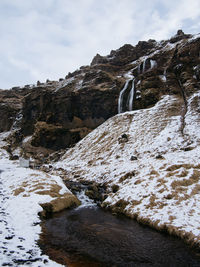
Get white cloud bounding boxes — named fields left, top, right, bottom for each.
left=0, top=0, right=200, bottom=89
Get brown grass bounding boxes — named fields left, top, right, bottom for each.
left=119, top=171, right=135, bottom=183
left=168, top=215, right=176, bottom=221
left=134, top=179, right=142, bottom=185
left=13, top=187, right=25, bottom=196
left=146, top=194, right=157, bottom=209
left=95, top=131, right=108, bottom=144
left=191, top=184, right=200, bottom=195
left=40, top=192, right=80, bottom=216
left=164, top=193, right=174, bottom=200
left=175, top=194, right=190, bottom=204
left=166, top=164, right=200, bottom=172
left=149, top=169, right=159, bottom=176
left=176, top=169, right=189, bottom=177
left=171, top=170, right=199, bottom=189
left=30, top=173, right=40, bottom=177
left=158, top=188, right=165, bottom=193
left=131, top=200, right=141, bottom=206
left=110, top=199, right=129, bottom=214
left=156, top=201, right=167, bottom=209
left=157, top=178, right=167, bottom=184
left=166, top=164, right=193, bottom=171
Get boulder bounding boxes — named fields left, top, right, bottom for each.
left=40, top=192, right=80, bottom=217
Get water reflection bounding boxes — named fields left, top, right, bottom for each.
left=41, top=205, right=200, bottom=266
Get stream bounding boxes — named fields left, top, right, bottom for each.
left=40, top=191, right=200, bottom=267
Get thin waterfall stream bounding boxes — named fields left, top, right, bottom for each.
left=128, top=78, right=135, bottom=111
left=118, top=79, right=131, bottom=113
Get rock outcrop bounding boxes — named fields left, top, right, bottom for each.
left=54, top=88, right=200, bottom=247
left=0, top=87, right=30, bottom=132
left=1, top=30, right=200, bottom=249
left=0, top=30, right=200, bottom=159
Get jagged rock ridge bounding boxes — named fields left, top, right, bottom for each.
left=52, top=31, right=200, bottom=246
left=0, top=30, right=200, bottom=249
left=0, top=30, right=200, bottom=161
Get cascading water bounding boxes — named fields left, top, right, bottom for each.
left=75, top=190, right=96, bottom=210
left=142, top=58, right=147, bottom=73
left=11, top=111, right=23, bottom=130
left=128, top=78, right=135, bottom=111
left=159, top=68, right=167, bottom=82
left=150, top=59, right=157, bottom=69
left=137, top=63, right=141, bottom=75
left=118, top=79, right=131, bottom=113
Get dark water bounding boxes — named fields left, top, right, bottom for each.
left=40, top=204, right=200, bottom=267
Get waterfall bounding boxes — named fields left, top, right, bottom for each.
left=150, top=59, right=157, bottom=69
left=159, top=68, right=167, bottom=82
left=142, top=58, right=147, bottom=73
left=128, top=79, right=135, bottom=111
left=138, top=63, right=141, bottom=75
left=75, top=190, right=96, bottom=210
left=118, top=79, right=131, bottom=113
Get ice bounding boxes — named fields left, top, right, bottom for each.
left=150, top=59, right=157, bottom=69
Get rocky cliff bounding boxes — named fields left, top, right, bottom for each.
left=52, top=31, right=200, bottom=247
left=0, top=30, right=200, bottom=160
left=1, top=30, right=200, bottom=248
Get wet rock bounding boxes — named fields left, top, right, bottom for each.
left=111, top=184, right=119, bottom=193
left=64, top=180, right=83, bottom=194
left=5, top=235, right=14, bottom=240
left=85, top=184, right=101, bottom=201
left=39, top=193, right=81, bottom=218
left=183, top=146, right=195, bottom=151
left=9, top=155, right=19, bottom=160
left=130, top=156, right=138, bottom=161
left=31, top=121, right=81, bottom=150
left=118, top=133, right=129, bottom=144
left=111, top=199, right=129, bottom=214
left=155, top=154, right=165, bottom=159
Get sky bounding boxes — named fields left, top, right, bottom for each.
left=0, top=0, right=200, bottom=89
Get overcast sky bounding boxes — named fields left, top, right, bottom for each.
left=1, top=0, right=200, bottom=89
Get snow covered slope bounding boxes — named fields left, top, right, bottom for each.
left=0, top=132, right=80, bottom=266
left=55, top=91, right=200, bottom=246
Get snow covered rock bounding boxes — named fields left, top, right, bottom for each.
left=54, top=90, right=200, bottom=247
left=1, top=31, right=200, bottom=156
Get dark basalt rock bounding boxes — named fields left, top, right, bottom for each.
left=0, top=30, right=200, bottom=157
left=0, top=87, right=30, bottom=132
left=31, top=121, right=81, bottom=150
left=130, top=156, right=138, bottom=161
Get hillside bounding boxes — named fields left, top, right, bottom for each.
left=54, top=91, right=200, bottom=246
left=0, top=30, right=200, bottom=264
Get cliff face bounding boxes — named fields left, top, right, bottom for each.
left=0, top=30, right=200, bottom=158
left=0, top=88, right=29, bottom=132
left=0, top=30, right=200, bottom=248
left=52, top=31, right=200, bottom=247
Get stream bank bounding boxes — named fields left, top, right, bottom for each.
left=39, top=188, right=200, bottom=267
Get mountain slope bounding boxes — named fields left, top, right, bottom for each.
left=1, top=30, right=200, bottom=160
left=0, top=30, right=200, bottom=251
left=54, top=89, right=200, bottom=246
